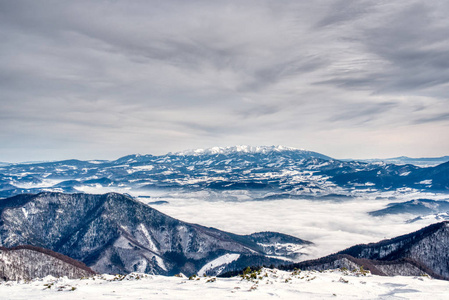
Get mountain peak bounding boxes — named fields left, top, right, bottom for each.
left=173, top=145, right=306, bottom=156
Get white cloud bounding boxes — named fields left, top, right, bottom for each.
left=143, top=191, right=443, bottom=260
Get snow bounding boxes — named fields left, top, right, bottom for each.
left=419, top=180, right=432, bottom=185
left=1, top=269, right=449, bottom=299
left=133, top=259, right=147, bottom=273
left=198, top=253, right=240, bottom=276
left=257, top=242, right=308, bottom=257
left=137, top=224, right=158, bottom=252
left=131, top=165, right=154, bottom=172
left=152, top=255, right=167, bottom=272
left=175, top=145, right=303, bottom=156
left=113, top=236, right=133, bottom=250
left=13, top=178, right=65, bottom=189
left=21, top=207, right=28, bottom=219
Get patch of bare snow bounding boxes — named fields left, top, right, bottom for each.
left=198, top=254, right=240, bottom=276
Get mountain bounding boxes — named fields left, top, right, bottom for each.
left=369, top=199, right=449, bottom=216
left=412, top=161, right=449, bottom=190
left=335, top=221, right=449, bottom=279
left=0, top=146, right=448, bottom=200
left=0, top=192, right=311, bottom=276
left=244, top=232, right=312, bottom=259
left=329, top=161, right=449, bottom=191
left=229, top=221, right=449, bottom=280
left=355, top=156, right=449, bottom=167
left=276, top=254, right=443, bottom=279
left=173, top=145, right=332, bottom=160
left=0, top=245, right=95, bottom=281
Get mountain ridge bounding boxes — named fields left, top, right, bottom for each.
left=0, top=146, right=448, bottom=200
left=335, top=221, right=449, bottom=278
left=171, top=145, right=330, bottom=158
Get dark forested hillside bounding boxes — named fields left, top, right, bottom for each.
left=0, top=192, right=310, bottom=276
left=0, top=245, right=95, bottom=281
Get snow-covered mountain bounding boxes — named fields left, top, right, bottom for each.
left=336, top=221, right=449, bottom=279
left=355, top=156, right=449, bottom=167
left=0, top=245, right=94, bottom=281
left=0, top=146, right=447, bottom=200
left=173, top=145, right=330, bottom=159
left=0, top=192, right=311, bottom=276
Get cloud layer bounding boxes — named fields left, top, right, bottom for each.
left=144, top=192, right=443, bottom=259
left=1, top=0, right=448, bottom=161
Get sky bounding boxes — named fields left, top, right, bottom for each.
left=1, top=0, right=448, bottom=162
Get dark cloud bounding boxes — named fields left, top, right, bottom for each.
left=315, top=0, right=375, bottom=28
left=328, top=102, right=399, bottom=124
left=0, top=0, right=448, bottom=162
left=360, top=2, right=449, bottom=96
left=414, top=112, right=449, bottom=124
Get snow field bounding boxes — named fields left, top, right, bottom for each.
left=1, top=268, right=449, bottom=300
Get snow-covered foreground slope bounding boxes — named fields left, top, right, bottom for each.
left=1, top=269, right=449, bottom=299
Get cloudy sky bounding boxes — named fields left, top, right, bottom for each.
left=1, top=0, right=448, bottom=162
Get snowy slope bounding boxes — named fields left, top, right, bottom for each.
left=198, top=253, right=240, bottom=276
left=1, top=268, right=448, bottom=299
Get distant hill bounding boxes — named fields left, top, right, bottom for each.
left=351, top=156, right=449, bottom=167
left=369, top=199, right=449, bottom=216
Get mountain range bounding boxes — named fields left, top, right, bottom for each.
left=0, top=146, right=448, bottom=200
